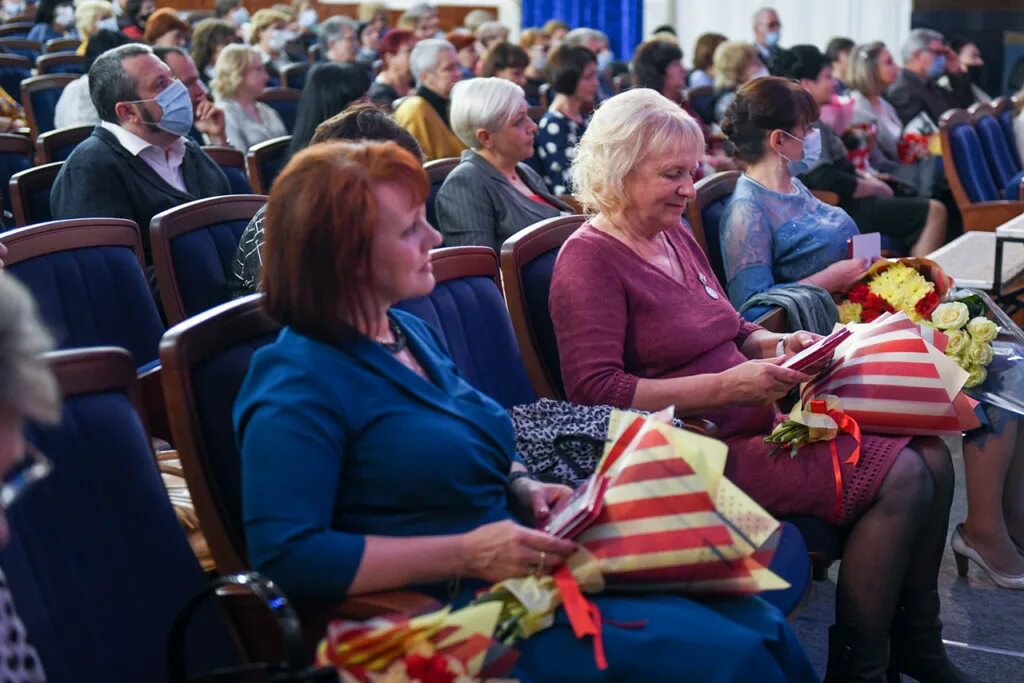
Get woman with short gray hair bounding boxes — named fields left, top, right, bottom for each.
left=435, top=77, right=571, bottom=252
left=393, top=38, right=466, bottom=160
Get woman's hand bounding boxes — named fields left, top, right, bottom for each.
left=811, top=258, right=870, bottom=293
left=459, top=520, right=576, bottom=582
left=510, top=477, right=574, bottom=525
left=719, top=356, right=810, bottom=406
left=783, top=331, right=833, bottom=374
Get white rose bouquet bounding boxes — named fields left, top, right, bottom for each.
left=930, top=293, right=997, bottom=388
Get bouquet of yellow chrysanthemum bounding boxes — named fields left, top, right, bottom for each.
left=837, top=258, right=952, bottom=324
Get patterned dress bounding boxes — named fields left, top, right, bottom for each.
left=534, top=108, right=586, bottom=196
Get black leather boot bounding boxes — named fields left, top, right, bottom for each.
left=888, top=589, right=968, bottom=683
left=824, top=624, right=890, bottom=683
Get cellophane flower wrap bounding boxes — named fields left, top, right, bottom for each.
left=837, top=258, right=952, bottom=325
left=315, top=603, right=520, bottom=682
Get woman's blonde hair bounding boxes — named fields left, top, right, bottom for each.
left=357, top=1, right=385, bottom=23
left=75, top=0, right=113, bottom=38
left=450, top=77, right=524, bottom=149
left=0, top=276, right=59, bottom=425
left=249, top=8, right=289, bottom=45
left=212, top=43, right=257, bottom=99
left=848, top=41, right=887, bottom=98
left=570, top=88, right=706, bottom=217
left=713, top=40, right=757, bottom=89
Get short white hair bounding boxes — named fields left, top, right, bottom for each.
left=563, top=27, right=606, bottom=49
left=474, top=20, right=508, bottom=45
left=409, top=38, right=454, bottom=85
left=570, top=88, right=706, bottom=217
left=752, top=6, right=778, bottom=26
left=450, top=77, right=524, bottom=148
left=901, top=28, right=943, bottom=64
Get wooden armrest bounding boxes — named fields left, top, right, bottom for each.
left=961, top=201, right=1024, bottom=232
left=811, top=190, right=840, bottom=206
left=559, top=195, right=583, bottom=214
left=137, top=364, right=172, bottom=443
left=681, top=418, right=717, bottom=437
left=754, top=306, right=789, bottom=333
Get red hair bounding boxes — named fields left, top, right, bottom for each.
left=379, top=28, right=415, bottom=57
left=262, top=140, right=429, bottom=341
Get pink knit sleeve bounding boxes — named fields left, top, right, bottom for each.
left=734, top=319, right=763, bottom=348
left=549, top=235, right=639, bottom=408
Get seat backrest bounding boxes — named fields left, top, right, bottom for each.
left=500, top=214, right=586, bottom=400
left=0, top=54, right=30, bottom=104
left=0, top=348, right=237, bottom=683
left=423, top=156, right=459, bottom=231
left=971, top=103, right=1021, bottom=189
left=396, top=246, right=536, bottom=408
left=0, top=37, right=40, bottom=62
left=245, top=135, right=291, bottom=194
left=687, top=170, right=740, bottom=288
left=280, top=62, right=310, bottom=90
left=0, top=22, right=33, bottom=38
left=686, top=85, right=715, bottom=124
left=994, top=97, right=1023, bottom=169
left=0, top=132, right=33, bottom=226
left=202, top=145, right=252, bottom=194
left=20, top=73, right=78, bottom=137
left=35, top=123, right=92, bottom=163
left=43, top=37, right=79, bottom=54
left=9, top=160, right=62, bottom=226
left=940, top=108, right=1001, bottom=206
left=160, top=294, right=282, bottom=574
left=34, top=52, right=84, bottom=75
left=257, top=87, right=300, bottom=133
left=151, top=194, right=268, bottom=325
left=2, top=219, right=164, bottom=367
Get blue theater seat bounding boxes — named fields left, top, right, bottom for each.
left=245, top=135, right=290, bottom=194
left=423, top=156, right=459, bottom=232
left=9, top=160, right=62, bottom=226
left=972, top=104, right=1024, bottom=200
left=202, top=145, right=253, bottom=195
left=257, top=87, right=300, bottom=134
left=2, top=219, right=163, bottom=368
left=0, top=348, right=237, bottom=682
left=20, top=73, right=78, bottom=137
left=150, top=194, right=267, bottom=325
left=397, top=246, right=536, bottom=409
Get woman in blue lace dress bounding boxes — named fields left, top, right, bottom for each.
left=719, top=77, right=866, bottom=309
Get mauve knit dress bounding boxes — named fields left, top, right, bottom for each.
left=549, top=222, right=910, bottom=525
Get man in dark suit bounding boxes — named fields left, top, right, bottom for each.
left=886, top=28, right=975, bottom=128
left=752, top=7, right=782, bottom=65
left=50, top=43, right=230, bottom=265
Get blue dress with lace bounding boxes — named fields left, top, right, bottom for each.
left=719, top=174, right=859, bottom=309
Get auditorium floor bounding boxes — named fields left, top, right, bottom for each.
left=791, top=439, right=1024, bottom=681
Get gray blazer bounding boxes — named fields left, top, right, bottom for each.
left=436, top=149, right=572, bottom=253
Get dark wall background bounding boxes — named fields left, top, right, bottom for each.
left=912, top=3, right=1024, bottom=97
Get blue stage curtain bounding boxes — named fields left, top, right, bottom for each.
left=521, top=0, right=643, bottom=61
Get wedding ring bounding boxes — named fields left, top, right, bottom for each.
left=533, top=551, right=547, bottom=576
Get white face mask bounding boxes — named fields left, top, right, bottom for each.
left=54, top=4, right=75, bottom=28
left=267, top=28, right=289, bottom=52
left=3, top=1, right=24, bottom=17
left=230, top=6, right=249, bottom=26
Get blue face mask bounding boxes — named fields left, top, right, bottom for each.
left=780, top=128, right=821, bottom=176
left=927, top=53, right=946, bottom=79
left=596, top=49, right=614, bottom=72
left=131, top=79, right=194, bottom=137
left=765, top=30, right=780, bottom=47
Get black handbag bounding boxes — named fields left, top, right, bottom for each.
left=167, top=571, right=339, bottom=683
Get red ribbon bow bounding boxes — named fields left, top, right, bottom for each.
left=807, top=400, right=862, bottom=523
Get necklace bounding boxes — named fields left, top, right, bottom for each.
left=377, top=317, right=407, bottom=354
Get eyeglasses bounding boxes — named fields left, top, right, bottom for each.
left=0, top=443, right=52, bottom=509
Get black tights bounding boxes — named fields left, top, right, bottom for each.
left=835, top=437, right=955, bottom=634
